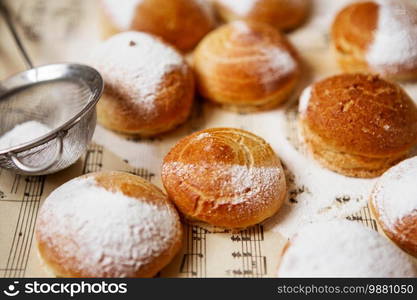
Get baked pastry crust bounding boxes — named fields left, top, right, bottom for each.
left=299, top=73, right=417, bottom=178
left=194, top=21, right=301, bottom=112
left=214, top=0, right=311, bottom=31
left=100, top=0, right=215, bottom=52
left=331, top=1, right=417, bottom=80
left=36, top=171, right=183, bottom=278
left=331, top=1, right=377, bottom=74
left=277, top=221, right=417, bottom=277
left=90, top=31, right=195, bottom=136
left=370, top=157, right=417, bottom=257
left=162, top=128, right=287, bottom=228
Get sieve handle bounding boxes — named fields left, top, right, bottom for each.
left=0, top=1, right=33, bottom=69
left=10, top=134, right=64, bottom=174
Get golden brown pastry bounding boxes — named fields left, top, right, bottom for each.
left=277, top=220, right=417, bottom=277
left=194, top=21, right=301, bottom=112
left=89, top=31, right=195, bottom=136
left=162, top=128, right=287, bottom=228
left=100, top=0, right=216, bottom=52
left=331, top=0, right=417, bottom=80
left=370, top=157, right=417, bottom=257
left=35, top=171, right=183, bottom=278
left=214, top=0, right=311, bottom=31
left=298, top=73, right=417, bottom=178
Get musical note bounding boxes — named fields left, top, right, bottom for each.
left=128, top=168, right=155, bottom=182
left=347, top=205, right=378, bottom=231
left=3, top=175, right=45, bottom=278
left=82, top=144, right=104, bottom=174
left=179, top=225, right=207, bottom=277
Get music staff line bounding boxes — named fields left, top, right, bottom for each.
left=179, top=224, right=268, bottom=278
left=3, top=176, right=45, bottom=278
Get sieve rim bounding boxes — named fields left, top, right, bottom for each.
left=0, top=63, right=103, bottom=155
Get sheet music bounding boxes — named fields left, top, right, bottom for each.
left=1, top=0, right=415, bottom=278
left=162, top=223, right=286, bottom=278
left=0, top=145, right=286, bottom=278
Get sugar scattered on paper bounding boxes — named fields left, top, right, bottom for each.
left=255, top=106, right=375, bottom=238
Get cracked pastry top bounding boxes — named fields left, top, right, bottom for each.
left=299, top=73, right=417, bottom=178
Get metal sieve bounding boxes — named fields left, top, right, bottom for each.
left=0, top=2, right=103, bottom=175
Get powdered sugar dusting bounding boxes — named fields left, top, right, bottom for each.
left=195, top=132, right=211, bottom=140
left=367, top=0, right=417, bottom=73
left=217, top=0, right=260, bottom=16
left=257, top=109, right=375, bottom=237
left=278, top=220, right=417, bottom=277
left=0, top=121, right=51, bottom=150
left=36, top=176, right=180, bottom=277
left=164, top=162, right=282, bottom=205
left=372, top=157, right=417, bottom=229
left=298, top=86, right=312, bottom=115
left=89, top=32, right=185, bottom=115
left=231, top=21, right=297, bottom=85
left=262, top=46, right=297, bottom=77
left=101, top=0, right=144, bottom=29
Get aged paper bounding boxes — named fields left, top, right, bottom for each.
left=0, top=144, right=286, bottom=278
left=0, top=0, right=415, bottom=278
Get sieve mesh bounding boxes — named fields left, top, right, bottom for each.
left=0, top=79, right=91, bottom=135
left=0, top=65, right=103, bottom=175
left=0, top=3, right=102, bottom=175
